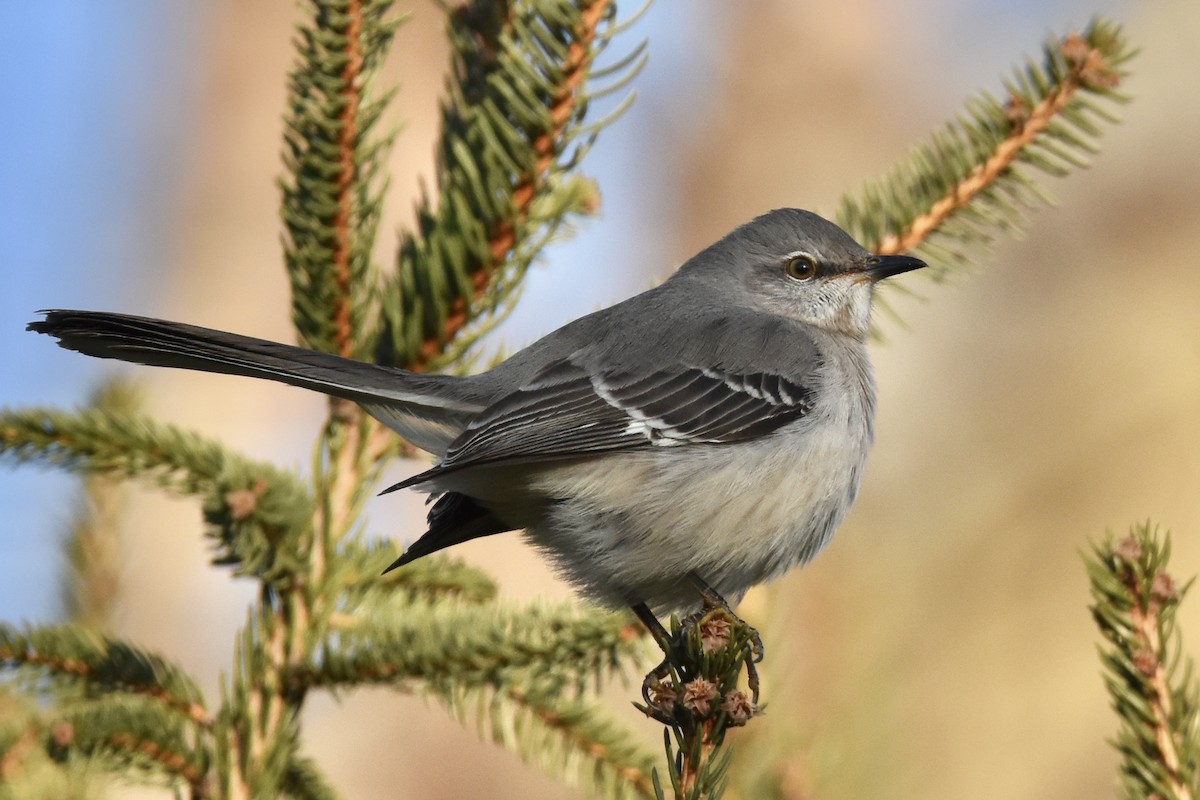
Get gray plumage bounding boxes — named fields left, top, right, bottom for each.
left=29, top=208, right=924, bottom=614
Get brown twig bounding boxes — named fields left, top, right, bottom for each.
left=876, top=32, right=1119, bottom=256
left=0, top=728, right=39, bottom=782
left=1122, top=561, right=1192, bottom=800
left=107, top=732, right=207, bottom=792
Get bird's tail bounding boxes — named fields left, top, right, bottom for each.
left=28, top=310, right=481, bottom=455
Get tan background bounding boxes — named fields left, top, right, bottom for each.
left=5, top=0, right=1200, bottom=798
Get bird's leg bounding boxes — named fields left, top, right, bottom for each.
left=687, top=573, right=763, bottom=702
left=632, top=601, right=671, bottom=649
left=632, top=602, right=676, bottom=723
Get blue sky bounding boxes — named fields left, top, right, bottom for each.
left=0, top=3, right=209, bottom=621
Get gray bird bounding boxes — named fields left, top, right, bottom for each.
left=29, top=208, right=924, bottom=632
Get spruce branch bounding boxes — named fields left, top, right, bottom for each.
left=0, top=689, right=95, bottom=797
left=57, top=695, right=209, bottom=793
left=0, top=405, right=314, bottom=583
left=1086, top=524, right=1200, bottom=800
left=637, top=610, right=760, bottom=800
left=505, top=685, right=658, bottom=799
left=225, top=3, right=410, bottom=796
left=378, top=0, right=644, bottom=372
left=836, top=17, right=1133, bottom=273
left=0, top=623, right=210, bottom=728
left=218, top=604, right=312, bottom=799
left=298, top=602, right=645, bottom=691
left=437, top=682, right=658, bottom=800
left=280, top=754, right=340, bottom=800
left=282, top=0, right=403, bottom=359
left=59, top=378, right=139, bottom=631
left=336, top=539, right=499, bottom=607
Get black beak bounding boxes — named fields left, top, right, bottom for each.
left=863, top=254, right=926, bottom=282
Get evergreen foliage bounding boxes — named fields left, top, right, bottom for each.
left=1087, top=525, right=1200, bottom=800
left=0, top=404, right=314, bottom=583
left=0, top=4, right=1159, bottom=800
left=377, top=0, right=644, bottom=372
left=282, top=0, right=403, bottom=359
left=836, top=18, right=1132, bottom=277
left=637, top=610, right=760, bottom=799
left=59, top=378, right=138, bottom=630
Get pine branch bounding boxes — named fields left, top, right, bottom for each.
left=504, top=684, right=658, bottom=799
left=836, top=18, right=1133, bottom=273
left=281, top=754, right=340, bottom=800
left=432, top=681, right=658, bottom=800
left=638, top=610, right=760, bottom=800
left=0, top=405, right=314, bottom=583
left=282, top=0, right=403, bottom=359
left=59, top=378, right=139, bottom=631
left=0, top=623, right=210, bottom=728
left=1086, top=523, right=1200, bottom=800
left=377, top=0, right=644, bottom=372
left=298, top=602, right=646, bottom=692
left=217, top=604, right=312, bottom=800
left=336, top=539, right=499, bottom=606
left=58, top=695, right=209, bottom=793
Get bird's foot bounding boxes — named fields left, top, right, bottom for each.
left=687, top=574, right=763, bottom=702
left=632, top=576, right=764, bottom=718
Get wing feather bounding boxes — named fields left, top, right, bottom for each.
left=387, top=358, right=815, bottom=491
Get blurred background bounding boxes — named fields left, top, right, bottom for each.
left=2, top=0, right=1198, bottom=797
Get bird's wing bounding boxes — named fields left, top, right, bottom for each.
left=388, top=355, right=815, bottom=490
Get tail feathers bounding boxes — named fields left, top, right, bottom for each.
left=29, top=309, right=483, bottom=454
left=382, top=492, right=513, bottom=572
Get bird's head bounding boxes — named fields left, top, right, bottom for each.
left=681, top=208, right=926, bottom=340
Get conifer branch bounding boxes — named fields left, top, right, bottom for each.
left=238, top=2, right=406, bottom=796
left=0, top=406, right=314, bottom=582
left=59, top=378, right=138, bottom=631
left=50, top=694, right=209, bottom=794
left=1086, top=524, right=1200, bottom=800
left=0, top=713, right=44, bottom=789
left=219, top=605, right=311, bottom=799
left=93, top=732, right=206, bottom=791
left=837, top=18, right=1132, bottom=271
left=297, top=603, right=645, bottom=690
left=330, top=0, right=365, bottom=359
left=638, top=610, right=759, bottom=800
left=281, top=754, right=340, bottom=800
left=378, top=0, right=643, bottom=372
left=282, top=0, right=402, bottom=359
left=0, top=623, right=211, bottom=727
left=503, top=684, right=658, bottom=799
left=338, top=540, right=499, bottom=606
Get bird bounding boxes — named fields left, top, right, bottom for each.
left=29, top=208, right=925, bottom=636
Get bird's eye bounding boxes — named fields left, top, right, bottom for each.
left=784, top=254, right=818, bottom=281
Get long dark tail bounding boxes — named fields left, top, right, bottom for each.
left=29, top=310, right=481, bottom=454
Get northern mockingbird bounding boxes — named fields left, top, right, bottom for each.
left=30, top=208, right=924, bottom=635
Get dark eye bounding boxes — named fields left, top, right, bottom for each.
left=784, top=254, right=818, bottom=281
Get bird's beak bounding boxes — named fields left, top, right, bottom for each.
left=863, top=254, right=926, bottom=282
